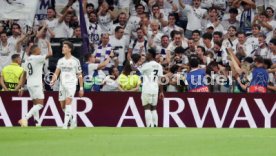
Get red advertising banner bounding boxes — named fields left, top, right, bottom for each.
left=0, top=92, right=275, bottom=128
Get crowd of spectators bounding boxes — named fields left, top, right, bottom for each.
left=1, top=0, right=276, bottom=93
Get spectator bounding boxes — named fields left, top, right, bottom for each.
left=162, top=13, right=184, bottom=38
left=185, top=38, right=197, bottom=58
left=202, top=32, right=214, bottom=53
left=178, top=0, right=207, bottom=38
left=148, top=20, right=164, bottom=48
left=82, top=53, right=110, bottom=92
left=101, top=66, right=120, bottom=91
left=109, top=26, right=129, bottom=72
left=253, top=12, right=276, bottom=35
left=87, top=11, right=103, bottom=50
left=237, top=56, right=269, bottom=93
left=166, top=31, right=188, bottom=64
left=0, top=54, right=24, bottom=91
left=268, top=38, right=276, bottom=65
left=247, top=24, right=261, bottom=51
left=127, top=28, right=148, bottom=61
left=213, top=31, right=223, bottom=43
left=192, top=30, right=204, bottom=46
left=236, top=32, right=253, bottom=60
left=185, top=55, right=209, bottom=92
left=222, top=26, right=239, bottom=54
left=235, top=0, right=256, bottom=35
left=95, top=33, right=116, bottom=74
left=97, top=2, right=116, bottom=34
left=221, top=8, right=240, bottom=32
left=0, top=32, right=13, bottom=73
left=253, top=33, right=270, bottom=59
left=202, top=7, right=224, bottom=33
left=72, top=26, right=81, bottom=38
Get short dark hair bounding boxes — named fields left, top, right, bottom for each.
left=254, top=56, right=264, bottom=64
left=115, top=26, right=123, bottom=32
left=189, top=55, right=199, bottom=68
left=202, top=33, right=212, bottom=40
left=63, top=41, right=74, bottom=52
left=12, top=23, right=21, bottom=29
left=84, top=53, right=92, bottom=62
left=266, top=7, right=274, bottom=13
left=252, top=24, right=261, bottom=30
left=86, top=3, right=94, bottom=8
left=135, top=4, right=145, bottom=10
left=228, top=26, right=237, bottom=31
left=260, top=12, right=269, bottom=18
left=229, top=8, right=238, bottom=14
left=213, top=31, right=223, bottom=38
left=197, top=46, right=206, bottom=54
left=270, top=38, right=276, bottom=45
left=161, top=35, right=169, bottom=40
left=152, top=4, right=159, bottom=9
left=214, top=41, right=222, bottom=47
left=148, top=48, right=156, bottom=58
left=237, top=31, right=246, bottom=36
left=243, top=57, right=254, bottom=64
left=30, top=45, right=39, bottom=55
left=174, top=47, right=185, bottom=54
left=264, top=59, right=272, bottom=68
left=131, top=53, right=141, bottom=64
left=192, top=30, right=201, bottom=36
left=11, top=54, right=20, bottom=61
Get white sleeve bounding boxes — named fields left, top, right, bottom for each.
left=139, top=63, right=150, bottom=74
left=56, top=59, right=61, bottom=70
left=158, top=65, right=163, bottom=77
left=88, top=63, right=99, bottom=73
left=76, top=59, right=82, bottom=74
left=38, top=55, right=47, bottom=63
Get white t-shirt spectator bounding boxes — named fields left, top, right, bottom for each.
left=98, top=13, right=113, bottom=34
left=180, top=5, right=207, bottom=31
left=109, top=35, right=129, bottom=66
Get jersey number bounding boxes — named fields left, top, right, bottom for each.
left=153, top=70, right=158, bottom=81
left=27, top=63, right=33, bottom=76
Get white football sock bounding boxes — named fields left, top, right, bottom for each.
left=145, top=110, right=153, bottom=127
left=151, top=110, right=158, bottom=127
left=25, top=104, right=43, bottom=120
left=33, top=104, right=43, bottom=122
left=63, top=105, right=72, bottom=127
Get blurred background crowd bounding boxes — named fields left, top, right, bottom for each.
left=0, top=0, right=276, bottom=93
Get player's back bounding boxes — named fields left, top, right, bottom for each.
left=25, top=55, right=46, bottom=86
left=140, top=61, right=163, bottom=94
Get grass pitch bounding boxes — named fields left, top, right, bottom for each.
left=0, top=127, right=275, bottom=156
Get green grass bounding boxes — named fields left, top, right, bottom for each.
left=0, top=128, right=275, bottom=156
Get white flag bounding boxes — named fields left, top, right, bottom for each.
left=0, top=0, right=39, bottom=23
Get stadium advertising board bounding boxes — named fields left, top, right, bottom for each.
left=0, top=92, right=275, bottom=128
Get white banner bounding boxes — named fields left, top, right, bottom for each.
left=0, top=0, right=39, bottom=21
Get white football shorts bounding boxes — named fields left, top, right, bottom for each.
left=59, top=85, right=76, bottom=101
left=141, top=93, right=158, bottom=106
left=27, top=85, right=44, bottom=99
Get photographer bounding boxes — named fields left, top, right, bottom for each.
left=109, top=26, right=129, bottom=72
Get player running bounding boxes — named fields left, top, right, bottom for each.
left=138, top=48, right=164, bottom=127
left=50, top=41, right=84, bottom=129
left=18, top=42, right=53, bottom=127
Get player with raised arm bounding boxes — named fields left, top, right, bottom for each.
left=18, top=42, right=53, bottom=127
left=50, top=41, right=84, bottom=129
left=138, top=48, right=164, bottom=127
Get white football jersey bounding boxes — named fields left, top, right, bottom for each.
left=57, top=56, right=82, bottom=86
left=24, top=55, right=46, bottom=86
left=139, top=60, right=163, bottom=94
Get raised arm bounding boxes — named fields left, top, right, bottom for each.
left=178, top=0, right=186, bottom=10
